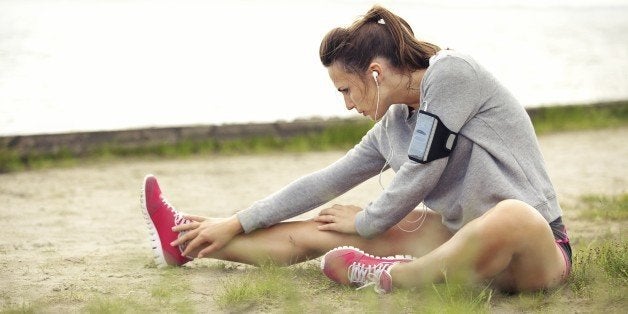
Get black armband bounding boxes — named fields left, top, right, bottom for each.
left=408, top=110, right=458, bottom=163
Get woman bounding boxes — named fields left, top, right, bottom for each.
left=141, top=5, right=571, bottom=293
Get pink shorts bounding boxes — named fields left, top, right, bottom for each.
left=550, top=217, right=572, bottom=278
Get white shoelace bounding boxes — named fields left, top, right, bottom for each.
left=161, top=197, right=188, bottom=225
left=349, top=262, right=394, bottom=293
left=161, top=197, right=190, bottom=252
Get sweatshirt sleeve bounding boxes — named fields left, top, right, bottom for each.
left=354, top=55, right=483, bottom=238
left=236, top=124, right=387, bottom=233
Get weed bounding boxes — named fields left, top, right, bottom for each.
left=421, top=280, right=493, bottom=313
left=148, top=268, right=194, bottom=313
left=84, top=297, right=143, bottom=314
left=80, top=267, right=194, bottom=313
left=214, top=264, right=304, bottom=312
left=592, top=241, right=627, bottom=280
left=577, top=194, right=628, bottom=221
left=0, top=301, right=38, bottom=314
left=570, top=239, right=627, bottom=300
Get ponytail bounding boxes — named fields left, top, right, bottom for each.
left=320, top=5, right=440, bottom=74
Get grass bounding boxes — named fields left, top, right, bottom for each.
left=0, top=302, right=38, bottom=314
left=570, top=241, right=627, bottom=295
left=0, top=266, right=194, bottom=314
left=208, top=193, right=628, bottom=313
left=214, top=263, right=495, bottom=313
left=1, top=105, right=627, bottom=313
left=0, top=119, right=372, bottom=173
left=0, top=195, right=626, bottom=313
left=576, top=193, right=628, bottom=220
left=569, top=193, right=627, bottom=301
left=145, top=267, right=194, bottom=313
left=214, top=263, right=324, bottom=312
left=81, top=267, right=193, bottom=314
left=529, top=101, right=628, bottom=135
left=1, top=100, right=627, bottom=173
left=83, top=297, right=144, bottom=314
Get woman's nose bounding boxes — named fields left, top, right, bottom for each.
left=344, top=98, right=355, bottom=111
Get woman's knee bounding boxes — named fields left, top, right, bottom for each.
left=487, top=199, right=546, bottom=227
left=485, top=200, right=567, bottom=291
left=476, top=199, right=549, bottom=245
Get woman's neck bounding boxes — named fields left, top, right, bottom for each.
left=392, top=69, right=425, bottom=109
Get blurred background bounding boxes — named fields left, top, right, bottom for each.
left=1, top=0, right=627, bottom=136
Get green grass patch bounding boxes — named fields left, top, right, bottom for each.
left=529, top=100, right=628, bottom=134
left=146, top=267, right=193, bottom=313
left=0, top=301, right=39, bottom=314
left=418, top=282, right=493, bottom=313
left=0, top=147, right=77, bottom=173
left=569, top=239, right=627, bottom=308
left=1, top=100, right=627, bottom=173
left=0, top=120, right=373, bottom=173
left=211, top=238, right=627, bottom=313
left=214, top=263, right=317, bottom=312
left=567, top=193, right=627, bottom=308
left=82, top=267, right=193, bottom=314
left=214, top=262, right=496, bottom=313
left=83, top=297, right=144, bottom=314
left=576, top=193, right=628, bottom=221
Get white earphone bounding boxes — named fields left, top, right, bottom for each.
left=371, top=68, right=427, bottom=233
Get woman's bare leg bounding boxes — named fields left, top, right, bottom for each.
left=388, top=200, right=567, bottom=291
left=189, top=209, right=452, bottom=266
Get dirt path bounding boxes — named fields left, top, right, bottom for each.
left=0, top=127, right=626, bottom=312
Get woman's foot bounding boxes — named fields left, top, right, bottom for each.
left=140, top=174, right=192, bottom=267
left=321, top=246, right=413, bottom=293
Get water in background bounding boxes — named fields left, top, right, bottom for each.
left=1, top=0, right=627, bottom=136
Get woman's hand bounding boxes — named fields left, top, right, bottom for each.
left=171, top=215, right=243, bottom=258
left=314, top=204, right=361, bottom=234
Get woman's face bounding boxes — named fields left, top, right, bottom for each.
left=327, top=63, right=383, bottom=120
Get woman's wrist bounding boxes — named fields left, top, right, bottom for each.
left=227, top=215, right=244, bottom=235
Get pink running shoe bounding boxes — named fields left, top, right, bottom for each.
left=321, top=246, right=413, bottom=293
left=140, top=174, right=192, bottom=268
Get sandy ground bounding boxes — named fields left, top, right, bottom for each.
left=0, top=127, right=627, bottom=312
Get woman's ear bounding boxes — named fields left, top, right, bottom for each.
left=367, top=62, right=384, bottom=82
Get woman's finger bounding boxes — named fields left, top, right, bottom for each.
left=197, top=242, right=221, bottom=258
left=318, top=207, right=337, bottom=215
left=181, top=235, right=206, bottom=257
left=184, top=215, right=207, bottom=222
left=171, top=228, right=198, bottom=246
left=314, top=215, right=334, bottom=223
left=317, top=223, right=338, bottom=232
left=172, top=221, right=199, bottom=232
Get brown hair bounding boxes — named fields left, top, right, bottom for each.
left=319, top=5, right=440, bottom=75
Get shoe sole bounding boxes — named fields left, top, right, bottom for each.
left=320, top=246, right=414, bottom=271
left=140, top=174, right=169, bottom=268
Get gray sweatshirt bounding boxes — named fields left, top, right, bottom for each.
left=237, top=50, right=562, bottom=238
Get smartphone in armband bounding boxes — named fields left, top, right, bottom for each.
left=408, top=110, right=458, bottom=164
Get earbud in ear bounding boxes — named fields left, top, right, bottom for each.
left=372, top=71, right=379, bottom=79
